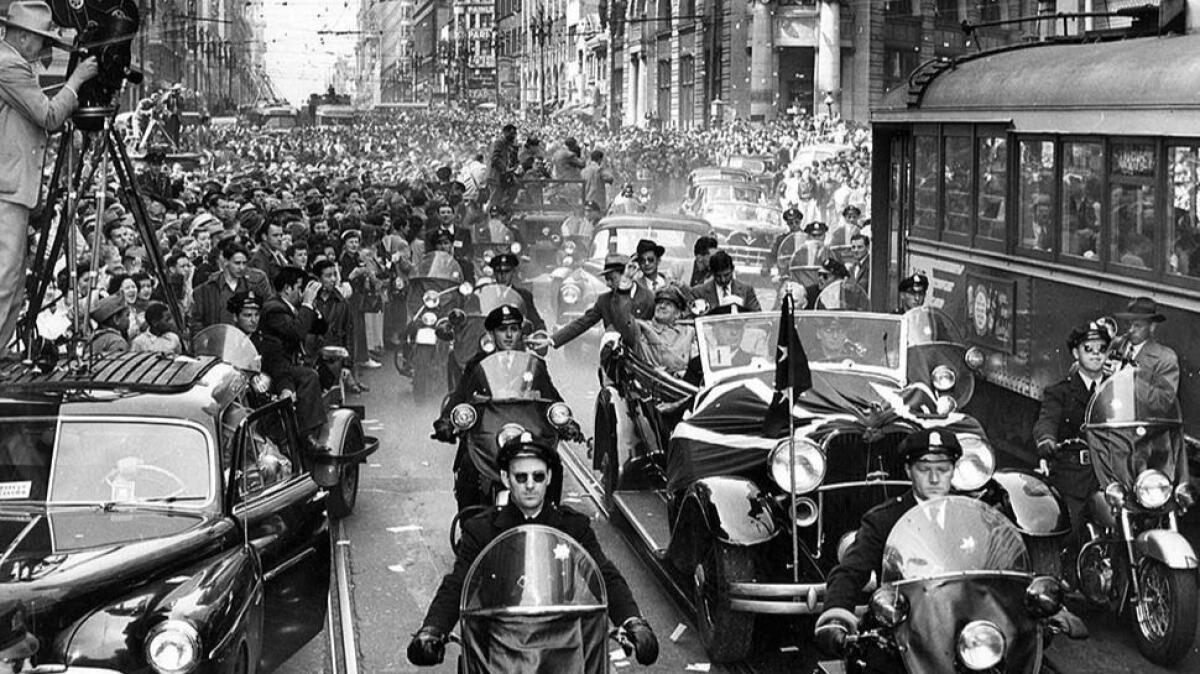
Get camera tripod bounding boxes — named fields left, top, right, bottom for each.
left=19, top=110, right=183, bottom=366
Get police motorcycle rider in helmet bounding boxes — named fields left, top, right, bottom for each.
left=814, top=430, right=1087, bottom=672
left=432, top=304, right=582, bottom=510
left=407, top=437, right=659, bottom=668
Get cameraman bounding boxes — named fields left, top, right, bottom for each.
left=0, top=0, right=98, bottom=355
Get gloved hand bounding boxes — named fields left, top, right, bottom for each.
left=432, top=418, right=457, bottom=443
left=406, top=626, right=446, bottom=666
left=621, top=616, right=659, bottom=665
left=814, top=607, right=859, bottom=658
left=1036, top=438, right=1059, bottom=460
left=1046, top=607, right=1089, bottom=640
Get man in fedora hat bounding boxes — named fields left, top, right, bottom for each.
left=0, top=0, right=99, bottom=355
left=633, top=238, right=672, bottom=291
left=0, top=600, right=39, bottom=673
left=1109, top=296, right=1179, bottom=395
left=530, top=253, right=653, bottom=351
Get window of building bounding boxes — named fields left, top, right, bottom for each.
left=679, top=55, right=695, bottom=129
left=657, top=58, right=671, bottom=122
left=885, top=0, right=913, bottom=15
left=1109, top=140, right=1158, bottom=270
left=976, top=135, right=1006, bottom=242
left=943, top=133, right=973, bottom=235
left=1167, top=145, right=1200, bottom=278
left=913, top=134, right=939, bottom=237
left=884, top=47, right=919, bottom=93
left=1060, top=141, right=1103, bottom=261
left=1017, top=139, right=1055, bottom=254
left=936, top=0, right=959, bottom=22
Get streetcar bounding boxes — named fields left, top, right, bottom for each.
left=869, top=27, right=1200, bottom=463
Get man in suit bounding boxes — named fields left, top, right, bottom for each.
left=487, top=123, right=521, bottom=212
left=248, top=221, right=288, bottom=282
left=0, top=1, right=98, bottom=353
left=408, top=437, right=658, bottom=667
left=531, top=253, right=654, bottom=350
left=259, top=267, right=328, bottom=438
left=845, top=233, right=870, bottom=290
left=1108, top=296, right=1180, bottom=396
left=689, top=250, right=761, bottom=312
left=1034, top=321, right=1109, bottom=572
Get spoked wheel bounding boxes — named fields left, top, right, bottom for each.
left=327, top=462, right=359, bottom=519
left=693, top=542, right=756, bottom=663
left=1132, top=559, right=1198, bottom=666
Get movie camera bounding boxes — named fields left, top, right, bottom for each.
left=48, top=0, right=142, bottom=129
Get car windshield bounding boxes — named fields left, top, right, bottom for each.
left=903, top=307, right=965, bottom=345
left=701, top=201, right=782, bottom=227
left=461, top=524, right=606, bottom=615
left=700, top=183, right=763, bottom=203
left=0, top=419, right=213, bottom=506
left=477, top=351, right=555, bottom=401
left=882, top=496, right=1030, bottom=583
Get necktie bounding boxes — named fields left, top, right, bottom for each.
left=1088, top=381, right=1096, bottom=396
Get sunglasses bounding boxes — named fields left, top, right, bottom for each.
left=511, top=471, right=548, bottom=485
left=1080, top=343, right=1106, bottom=355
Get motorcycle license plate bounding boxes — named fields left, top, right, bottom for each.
left=415, top=327, right=438, bottom=345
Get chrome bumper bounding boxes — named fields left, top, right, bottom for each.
left=25, top=666, right=121, bottom=673
left=728, top=581, right=828, bottom=615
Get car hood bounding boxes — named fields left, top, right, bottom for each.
left=0, top=508, right=235, bottom=638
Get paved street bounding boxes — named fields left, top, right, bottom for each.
left=276, top=346, right=1200, bottom=674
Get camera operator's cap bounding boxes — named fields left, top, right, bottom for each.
left=1115, top=296, right=1166, bottom=323
left=484, top=304, right=524, bottom=331
left=226, top=291, right=262, bottom=315
left=0, top=599, right=38, bottom=660
left=89, top=294, right=127, bottom=324
left=900, top=429, right=962, bottom=465
left=498, top=432, right=554, bottom=470
left=1068, top=320, right=1113, bottom=350
left=602, top=253, right=629, bottom=277
left=803, top=221, right=828, bottom=237
left=1, top=1, right=71, bottom=49
left=899, top=272, right=929, bottom=294
left=488, top=252, right=519, bottom=272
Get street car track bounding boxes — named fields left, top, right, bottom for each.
left=326, top=519, right=360, bottom=674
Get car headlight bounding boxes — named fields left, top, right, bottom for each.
left=420, top=311, right=438, bottom=327
left=547, top=402, right=573, bottom=427
left=496, top=423, right=525, bottom=449
left=560, top=282, right=581, bottom=305
left=952, top=434, right=995, bottom=492
left=1135, top=469, right=1172, bottom=509
left=450, top=403, right=477, bottom=430
left=965, top=346, right=985, bottom=370
left=479, top=334, right=495, bottom=353
left=957, top=620, right=1005, bottom=671
left=563, top=240, right=576, bottom=255
left=145, top=620, right=201, bottom=674
left=422, top=290, right=440, bottom=308
left=931, top=365, right=956, bottom=392
left=768, top=436, right=825, bottom=494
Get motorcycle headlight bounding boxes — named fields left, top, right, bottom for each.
left=1024, top=575, right=1064, bottom=619
left=560, top=282, right=581, bottom=305
left=547, top=402, right=573, bottom=427
left=510, top=242, right=522, bottom=254
left=1104, top=482, right=1126, bottom=508
left=422, top=290, right=440, bottom=308
left=931, top=365, right=956, bottom=392
left=1135, top=469, right=1172, bottom=509
left=496, top=423, right=525, bottom=450
left=869, top=586, right=909, bottom=628
left=952, top=434, right=995, bottom=492
left=450, top=403, right=477, bottom=430
left=145, top=620, right=201, bottom=674
left=420, top=311, right=438, bottom=327
left=965, top=346, right=985, bottom=370
left=563, top=240, right=576, bottom=255
left=768, top=436, right=825, bottom=495
left=957, top=620, right=1005, bottom=671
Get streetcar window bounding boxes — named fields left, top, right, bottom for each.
left=1167, top=146, right=1200, bottom=278
left=1061, top=142, right=1103, bottom=261
left=913, top=135, right=939, bottom=236
left=1018, top=140, right=1055, bottom=253
left=1110, top=140, right=1158, bottom=270
left=977, top=136, right=1006, bottom=242
left=943, top=135, right=972, bottom=235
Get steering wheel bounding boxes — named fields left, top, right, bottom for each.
left=103, top=463, right=186, bottom=500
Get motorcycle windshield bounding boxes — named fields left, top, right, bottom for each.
left=478, top=351, right=552, bottom=401
left=476, top=285, right=526, bottom=315
left=882, top=496, right=1030, bottom=583
left=192, top=324, right=261, bottom=372
left=1084, top=367, right=1181, bottom=428
left=904, top=307, right=966, bottom=345
left=815, top=280, right=869, bottom=311
left=1084, top=367, right=1187, bottom=487
left=415, top=251, right=461, bottom=279
left=459, top=525, right=609, bottom=674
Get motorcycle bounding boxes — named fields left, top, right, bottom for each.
left=820, top=496, right=1069, bottom=674
left=452, top=524, right=639, bottom=673
left=1076, top=366, right=1197, bottom=666
left=404, top=251, right=473, bottom=404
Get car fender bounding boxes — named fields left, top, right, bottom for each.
left=677, top=476, right=779, bottom=546
left=61, top=544, right=264, bottom=671
left=1135, top=529, right=1200, bottom=569
left=319, top=407, right=379, bottom=464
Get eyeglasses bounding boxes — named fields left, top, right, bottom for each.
left=511, top=471, right=547, bottom=485
left=1080, top=343, right=1106, bottom=355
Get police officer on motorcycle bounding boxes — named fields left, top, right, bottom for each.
left=407, top=437, right=659, bottom=667
left=488, top=252, right=546, bottom=332
left=897, top=272, right=928, bottom=312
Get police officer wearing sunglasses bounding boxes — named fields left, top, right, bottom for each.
left=408, top=436, right=659, bottom=667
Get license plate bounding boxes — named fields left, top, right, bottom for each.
left=415, top=327, right=438, bottom=345
left=1079, top=450, right=1091, bottom=466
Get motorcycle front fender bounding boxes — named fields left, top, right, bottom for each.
left=1135, top=529, right=1200, bottom=570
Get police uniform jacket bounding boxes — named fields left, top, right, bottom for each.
left=824, top=492, right=917, bottom=613
left=422, top=503, right=641, bottom=634
left=551, top=286, right=654, bottom=348
left=1033, top=373, right=1101, bottom=501
left=443, top=348, right=563, bottom=419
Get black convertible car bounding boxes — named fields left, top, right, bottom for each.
left=0, top=348, right=376, bottom=673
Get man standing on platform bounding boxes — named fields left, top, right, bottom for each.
left=0, top=0, right=98, bottom=355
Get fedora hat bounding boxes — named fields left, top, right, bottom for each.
left=1, top=1, right=71, bottom=49
left=1115, top=296, right=1166, bottom=322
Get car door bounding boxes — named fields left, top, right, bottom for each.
left=229, top=399, right=331, bottom=672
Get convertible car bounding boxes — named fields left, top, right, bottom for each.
left=593, top=308, right=1026, bottom=662
left=0, top=346, right=376, bottom=673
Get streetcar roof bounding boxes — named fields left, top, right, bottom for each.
left=872, top=33, right=1200, bottom=136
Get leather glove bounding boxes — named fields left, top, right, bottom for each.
left=432, top=418, right=457, bottom=443
left=1036, top=439, right=1059, bottom=460
left=621, top=616, right=658, bottom=665
left=406, top=626, right=446, bottom=666
left=814, top=607, right=859, bottom=658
